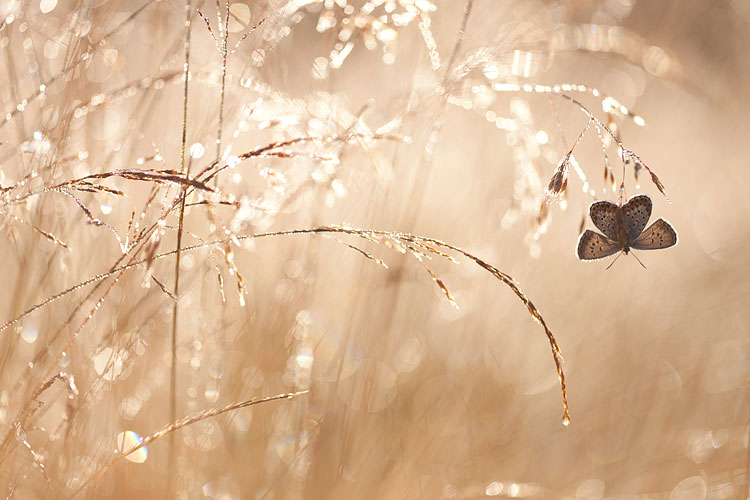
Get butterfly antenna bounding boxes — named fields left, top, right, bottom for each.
left=631, top=251, right=647, bottom=269
left=605, top=251, right=624, bottom=270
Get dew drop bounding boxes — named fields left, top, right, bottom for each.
left=39, top=0, right=57, bottom=14
left=94, top=347, right=125, bottom=381
left=116, top=431, right=147, bottom=463
left=58, top=352, right=70, bottom=368
left=312, top=57, right=329, bottom=80
left=483, top=64, right=499, bottom=80
left=227, top=3, right=251, bottom=33
left=189, top=142, right=205, bottom=159
left=486, top=481, right=503, bottom=496
left=296, top=351, right=314, bottom=369
left=20, top=325, right=38, bottom=344
left=204, top=385, right=220, bottom=402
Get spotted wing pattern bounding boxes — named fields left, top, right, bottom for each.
left=577, top=230, right=621, bottom=260
left=631, top=218, right=678, bottom=250
left=622, top=195, right=652, bottom=242
left=589, top=201, right=619, bottom=241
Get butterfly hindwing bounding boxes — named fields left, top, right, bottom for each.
left=631, top=218, right=678, bottom=250
left=622, top=194, right=653, bottom=241
left=577, top=230, right=621, bottom=260
left=588, top=201, right=618, bottom=240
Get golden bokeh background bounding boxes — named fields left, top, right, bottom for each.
left=0, top=0, right=747, bottom=498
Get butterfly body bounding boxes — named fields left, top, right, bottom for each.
left=577, top=194, right=677, bottom=262
left=613, top=206, right=631, bottom=254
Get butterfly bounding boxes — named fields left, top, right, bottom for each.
left=576, top=194, right=677, bottom=265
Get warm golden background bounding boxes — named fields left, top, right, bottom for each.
left=0, top=0, right=748, bottom=498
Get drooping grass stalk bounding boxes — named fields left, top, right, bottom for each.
left=485, top=84, right=667, bottom=198
left=1, top=224, right=571, bottom=424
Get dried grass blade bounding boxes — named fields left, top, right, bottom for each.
left=216, top=269, right=226, bottom=303
left=544, top=155, right=570, bottom=203
left=411, top=239, right=457, bottom=262
left=649, top=170, right=667, bottom=196
left=324, top=235, right=388, bottom=269
left=236, top=271, right=247, bottom=307
left=422, top=263, right=458, bottom=309
left=230, top=17, right=266, bottom=55
left=7, top=213, right=70, bottom=250
left=197, top=10, right=221, bottom=52
left=69, top=181, right=125, bottom=196
left=60, top=190, right=124, bottom=248
left=151, top=275, right=177, bottom=302
left=75, top=169, right=215, bottom=192
left=406, top=244, right=430, bottom=262
left=32, top=226, right=70, bottom=251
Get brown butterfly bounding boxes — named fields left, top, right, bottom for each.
left=577, top=194, right=677, bottom=266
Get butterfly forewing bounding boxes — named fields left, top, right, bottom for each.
left=589, top=201, right=618, bottom=240
left=577, top=230, right=621, bottom=260
left=622, top=195, right=652, bottom=241
left=631, top=218, right=678, bottom=250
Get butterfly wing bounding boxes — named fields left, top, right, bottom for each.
left=622, top=194, right=652, bottom=242
left=589, top=200, right=618, bottom=240
left=577, top=230, right=621, bottom=260
left=631, top=218, right=678, bottom=250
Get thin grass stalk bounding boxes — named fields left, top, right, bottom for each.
left=444, top=0, right=473, bottom=81
left=216, top=0, right=229, bottom=162
left=70, top=391, right=309, bottom=498
left=169, top=0, right=193, bottom=493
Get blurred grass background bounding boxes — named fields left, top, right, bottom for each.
left=0, top=0, right=748, bottom=498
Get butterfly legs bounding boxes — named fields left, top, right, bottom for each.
left=605, top=250, right=647, bottom=270
left=605, top=251, right=624, bottom=270
left=630, top=251, right=647, bottom=269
